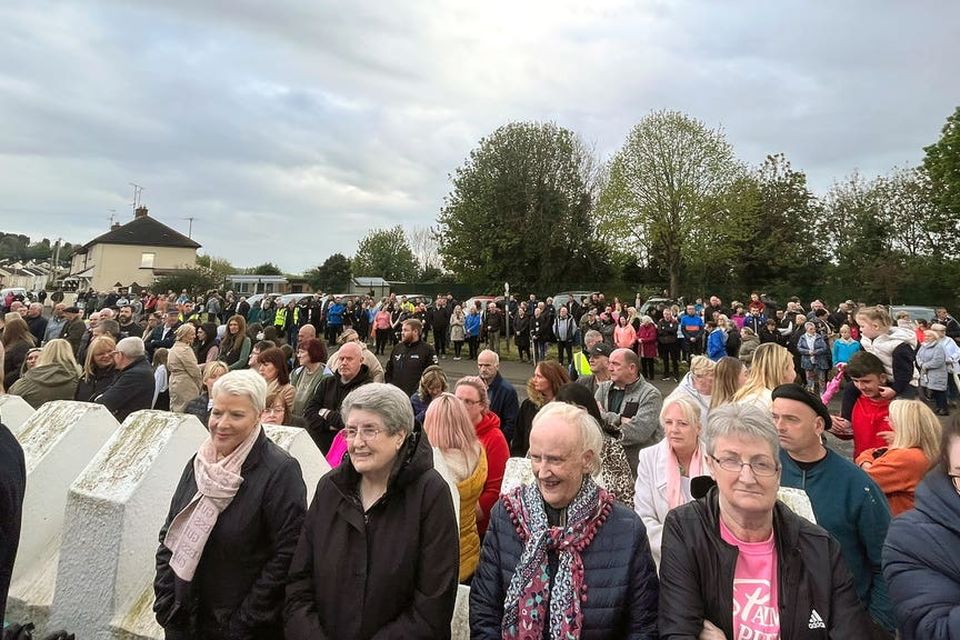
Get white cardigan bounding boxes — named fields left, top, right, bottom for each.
left=633, top=439, right=712, bottom=571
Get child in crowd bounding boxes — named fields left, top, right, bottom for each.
left=797, top=321, right=830, bottom=394
left=831, top=351, right=893, bottom=458
left=832, top=324, right=861, bottom=369
left=916, top=329, right=950, bottom=416
left=151, top=347, right=170, bottom=411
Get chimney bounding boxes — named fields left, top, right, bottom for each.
left=111, top=222, right=121, bottom=231
left=135, top=206, right=149, bottom=218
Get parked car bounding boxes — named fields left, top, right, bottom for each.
left=552, top=291, right=599, bottom=311
left=464, top=295, right=504, bottom=312
left=277, top=293, right=316, bottom=307
left=638, top=297, right=678, bottom=317
left=890, top=305, right=938, bottom=324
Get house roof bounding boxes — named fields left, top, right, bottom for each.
left=82, top=215, right=201, bottom=250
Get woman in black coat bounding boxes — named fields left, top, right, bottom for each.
left=883, top=417, right=960, bottom=639
left=75, top=335, right=117, bottom=402
left=154, top=370, right=306, bottom=639
left=285, top=383, right=459, bottom=639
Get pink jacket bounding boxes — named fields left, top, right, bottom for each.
left=614, top=324, right=637, bottom=349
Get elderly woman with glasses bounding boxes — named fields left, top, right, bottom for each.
left=154, top=370, right=307, bottom=639
left=285, top=383, right=459, bottom=639
left=658, top=403, right=871, bottom=639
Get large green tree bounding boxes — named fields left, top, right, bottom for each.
left=596, top=110, right=743, bottom=297
left=438, top=121, right=609, bottom=291
left=305, top=253, right=352, bottom=292
left=923, top=106, right=960, bottom=217
left=707, top=154, right=825, bottom=298
left=352, top=225, right=418, bottom=282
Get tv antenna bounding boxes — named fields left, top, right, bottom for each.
left=108, top=208, right=117, bottom=226
left=129, top=182, right=144, bottom=209
left=181, top=216, right=198, bottom=238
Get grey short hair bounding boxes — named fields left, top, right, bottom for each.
left=478, top=349, right=500, bottom=366
left=116, top=336, right=146, bottom=358
left=341, top=382, right=414, bottom=437
left=532, top=401, right=604, bottom=475
left=704, top=402, right=779, bottom=459
left=212, top=369, right=267, bottom=414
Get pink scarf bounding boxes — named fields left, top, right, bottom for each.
left=665, top=441, right=704, bottom=510
left=164, top=425, right=262, bottom=581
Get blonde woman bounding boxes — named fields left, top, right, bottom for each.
left=167, top=324, right=203, bottom=412
left=75, top=335, right=118, bottom=402
left=423, top=392, right=487, bottom=582
left=633, top=394, right=712, bottom=570
left=855, top=399, right=940, bottom=515
left=731, top=342, right=796, bottom=409
left=9, top=338, right=81, bottom=408
left=709, top=356, right=746, bottom=410
left=184, top=360, right=229, bottom=427
left=666, top=355, right=715, bottom=426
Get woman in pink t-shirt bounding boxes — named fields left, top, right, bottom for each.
left=657, top=402, right=874, bottom=638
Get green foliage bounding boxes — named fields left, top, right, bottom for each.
left=305, top=253, right=352, bottom=292
left=248, top=262, right=283, bottom=276
left=352, top=225, right=418, bottom=281
left=923, top=106, right=960, bottom=217
left=195, top=254, right=236, bottom=279
left=438, top=121, right=610, bottom=291
left=596, top=110, right=743, bottom=297
left=0, top=233, right=75, bottom=265
left=153, top=266, right=220, bottom=295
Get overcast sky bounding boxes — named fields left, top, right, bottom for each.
left=1, top=1, right=956, bottom=273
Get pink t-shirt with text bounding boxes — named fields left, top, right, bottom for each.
left=719, top=518, right=781, bottom=640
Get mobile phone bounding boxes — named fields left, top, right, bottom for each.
left=621, top=401, right=639, bottom=419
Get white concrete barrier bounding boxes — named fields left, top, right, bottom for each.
left=262, top=424, right=331, bottom=505
left=111, top=423, right=334, bottom=640
left=44, top=410, right=207, bottom=639
left=6, top=401, right=122, bottom=629
left=0, top=394, right=35, bottom=435
left=452, top=584, right=470, bottom=640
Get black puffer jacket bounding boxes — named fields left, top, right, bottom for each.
left=284, top=426, right=459, bottom=639
left=0, top=422, right=25, bottom=621
left=659, top=487, right=872, bottom=638
left=154, top=429, right=307, bottom=640
left=883, top=471, right=960, bottom=639
left=470, top=493, right=660, bottom=639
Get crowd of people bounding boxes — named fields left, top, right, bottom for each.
left=2, top=285, right=960, bottom=638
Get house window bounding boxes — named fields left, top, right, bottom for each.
left=140, top=252, right=155, bottom=268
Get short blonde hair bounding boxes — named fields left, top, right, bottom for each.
left=175, top=324, right=195, bottom=342
left=37, top=339, right=80, bottom=375
left=212, top=369, right=268, bottom=414
left=661, top=394, right=702, bottom=432
left=531, top=401, right=604, bottom=475
left=689, top=355, right=717, bottom=378
left=83, top=335, right=116, bottom=378
left=202, top=360, right=229, bottom=385
left=455, top=376, right=489, bottom=408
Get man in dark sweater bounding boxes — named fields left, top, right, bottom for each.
left=385, top=319, right=437, bottom=396
left=94, top=337, right=156, bottom=422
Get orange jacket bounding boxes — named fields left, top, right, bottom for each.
left=855, top=446, right=932, bottom=516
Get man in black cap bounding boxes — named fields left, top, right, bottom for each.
left=575, top=343, right=612, bottom=394
left=771, top=383, right=895, bottom=637
left=59, top=306, right=86, bottom=359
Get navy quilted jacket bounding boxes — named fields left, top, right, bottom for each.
left=469, top=498, right=659, bottom=639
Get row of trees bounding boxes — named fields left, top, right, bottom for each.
left=436, top=107, right=960, bottom=306
left=0, top=234, right=75, bottom=266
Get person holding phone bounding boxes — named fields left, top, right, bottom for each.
left=596, top=348, right=664, bottom=477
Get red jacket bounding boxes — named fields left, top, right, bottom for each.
left=849, top=395, right=892, bottom=459
left=475, top=411, right=508, bottom=537
left=637, top=323, right=658, bottom=359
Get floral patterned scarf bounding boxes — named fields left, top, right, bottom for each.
left=500, top=476, right=614, bottom=640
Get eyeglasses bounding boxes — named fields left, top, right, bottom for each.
left=710, top=455, right=780, bottom=477
left=949, top=474, right=960, bottom=494
left=344, top=426, right=384, bottom=441
left=460, top=398, right=481, bottom=406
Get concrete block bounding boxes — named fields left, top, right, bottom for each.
left=0, top=394, right=35, bottom=435
left=451, top=584, right=470, bottom=640
left=501, top=456, right=535, bottom=495
left=47, top=410, right=207, bottom=639
left=6, top=401, right=121, bottom=628
left=262, top=424, right=331, bottom=505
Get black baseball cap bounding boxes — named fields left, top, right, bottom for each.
left=588, top=344, right=613, bottom=358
